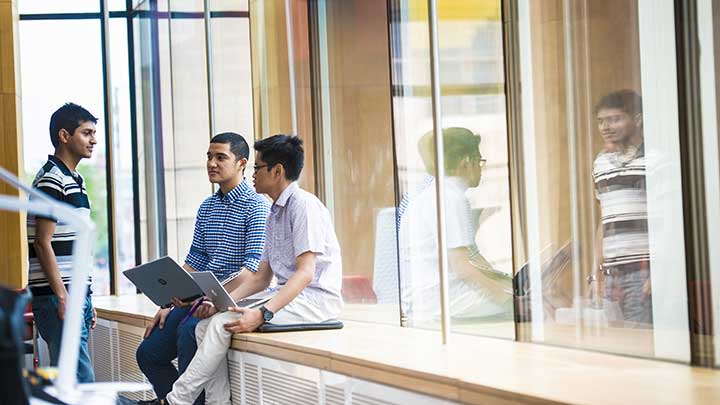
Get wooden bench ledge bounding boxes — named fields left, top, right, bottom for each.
left=93, top=295, right=720, bottom=405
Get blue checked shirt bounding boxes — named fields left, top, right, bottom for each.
left=185, top=179, right=270, bottom=281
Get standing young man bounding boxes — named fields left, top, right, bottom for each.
left=151, top=134, right=343, bottom=405
left=589, top=90, right=652, bottom=326
left=136, top=133, right=270, bottom=404
left=28, top=103, right=99, bottom=383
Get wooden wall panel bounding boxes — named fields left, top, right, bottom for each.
left=323, top=1, right=394, bottom=278
left=0, top=0, right=27, bottom=289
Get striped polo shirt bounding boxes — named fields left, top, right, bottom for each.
left=185, top=179, right=270, bottom=281
left=27, top=155, right=92, bottom=296
left=593, top=144, right=649, bottom=268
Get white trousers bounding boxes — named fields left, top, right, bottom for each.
left=166, top=296, right=331, bottom=405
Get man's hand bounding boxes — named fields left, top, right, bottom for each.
left=194, top=300, right=218, bottom=319
left=91, top=306, right=97, bottom=330
left=171, top=297, right=194, bottom=308
left=144, top=307, right=172, bottom=339
left=56, top=297, right=66, bottom=320
left=642, top=277, right=652, bottom=301
left=223, top=307, right=263, bottom=334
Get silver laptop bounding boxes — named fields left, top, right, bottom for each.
left=123, top=256, right=204, bottom=308
left=190, top=271, right=276, bottom=312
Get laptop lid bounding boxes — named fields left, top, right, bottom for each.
left=123, top=256, right=203, bottom=308
left=190, top=271, right=275, bottom=312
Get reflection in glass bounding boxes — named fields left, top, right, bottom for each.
left=389, top=0, right=514, bottom=339
left=398, top=128, right=512, bottom=328
left=513, top=0, right=689, bottom=361
left=591, top=90, right=651, bottom=326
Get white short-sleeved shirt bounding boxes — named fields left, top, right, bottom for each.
left=261, top=182, right=343, bottom=320
left=399, top=176, right=507, bottom=323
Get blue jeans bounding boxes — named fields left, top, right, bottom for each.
left=32, top=294, right=95, bottom=383
left=136, top=306, right=203, bottom=404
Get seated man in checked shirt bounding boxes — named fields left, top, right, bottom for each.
left=136, top=132, right=270, bottom=405
left=147, top=134, right=343, bottom=405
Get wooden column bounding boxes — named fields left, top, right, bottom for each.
left=0, top=0, right=27, bottom=289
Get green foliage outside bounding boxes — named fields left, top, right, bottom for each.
left=77, top=164, right=109, bottom=263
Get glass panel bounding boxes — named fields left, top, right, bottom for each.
left=513, top=0, right=690, bottom=361
left=166, top=8, right=211, bottom=263
left=697, top=0, right=720, bottom=366
left=109, top=18, right=138, bottom=294
left=210, top=0, right=248, bottom=12
left=168, top=0, right=203, bottom=12
left=248, top=0, right=315, bottom=192
left=389, top=0, right=514, bottom=339
left=312, top=0, right=399, bottom=325
left=109, top=0, right=127, bottom=12
left=19, top=20, right=111, bottom=295
left=19, top=0, right=99, bottom=14
left=134, top=5, right=173, bottom=262
left=209, top=10, right=255, bottom=166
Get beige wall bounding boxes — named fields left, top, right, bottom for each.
left=0, top=0, right=27, bottom=288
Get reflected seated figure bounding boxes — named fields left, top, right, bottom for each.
left=398, top=127, right=512, bottom=326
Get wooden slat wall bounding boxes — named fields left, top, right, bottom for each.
left=0, top=0, right=27, bottom=289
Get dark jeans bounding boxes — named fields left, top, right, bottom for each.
left=605, top=267, right=653, bottom=326
left=136, top=306, right=204, bottom=404
left=32, top=294, right=95, bottom=383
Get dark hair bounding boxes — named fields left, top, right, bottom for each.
left=253, top=134, right=304, bottom=181
left=210, top=132, right=250, bottom=160
left=418, top=127, right=481, bottom=173
left=594, top=89, right=643, bottom=116
left=49, top=103, right=98, bottom=148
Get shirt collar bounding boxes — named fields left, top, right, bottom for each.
left=48, top=155, right=74, bottom=177
left=216, top=179, right=253, bottom=203
left=274, top=182, right=299, bottom=208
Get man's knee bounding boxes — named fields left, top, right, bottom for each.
left=136, top=339, right=157, bottom=371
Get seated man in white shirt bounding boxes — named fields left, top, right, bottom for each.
left=398, top=127, right=512, bottom=326
left=145, top=134, right=343, bottom=405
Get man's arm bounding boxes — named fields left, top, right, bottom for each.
left=227, top=261, right=274, bottom=301
left=34, top=218, right=68, bottom=319
left=448, top=247, right=510, bottom=304
left=223, top=252, right=316, bottom=333
left=193, top=262, right=273, bottom=319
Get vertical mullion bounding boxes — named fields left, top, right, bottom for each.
left=100, top=0, right=119, bottom=295
left=385, top=0, right=405, bottom=327
left=675, top=0, right=716, bottom=367
left=150, top=0, right=168, bottom=258
left=426, top=0, right=451, bottom=345
left=127, top=0, right=142, bottom=269
left=203, top=0, right=215, bottom=140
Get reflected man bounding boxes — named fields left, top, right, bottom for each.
left=591, top=90, right=652, bottom=326
left=398, top=127, right=512, bottom=326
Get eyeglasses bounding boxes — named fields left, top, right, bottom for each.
left=253, top=164, right=269, bottom=173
